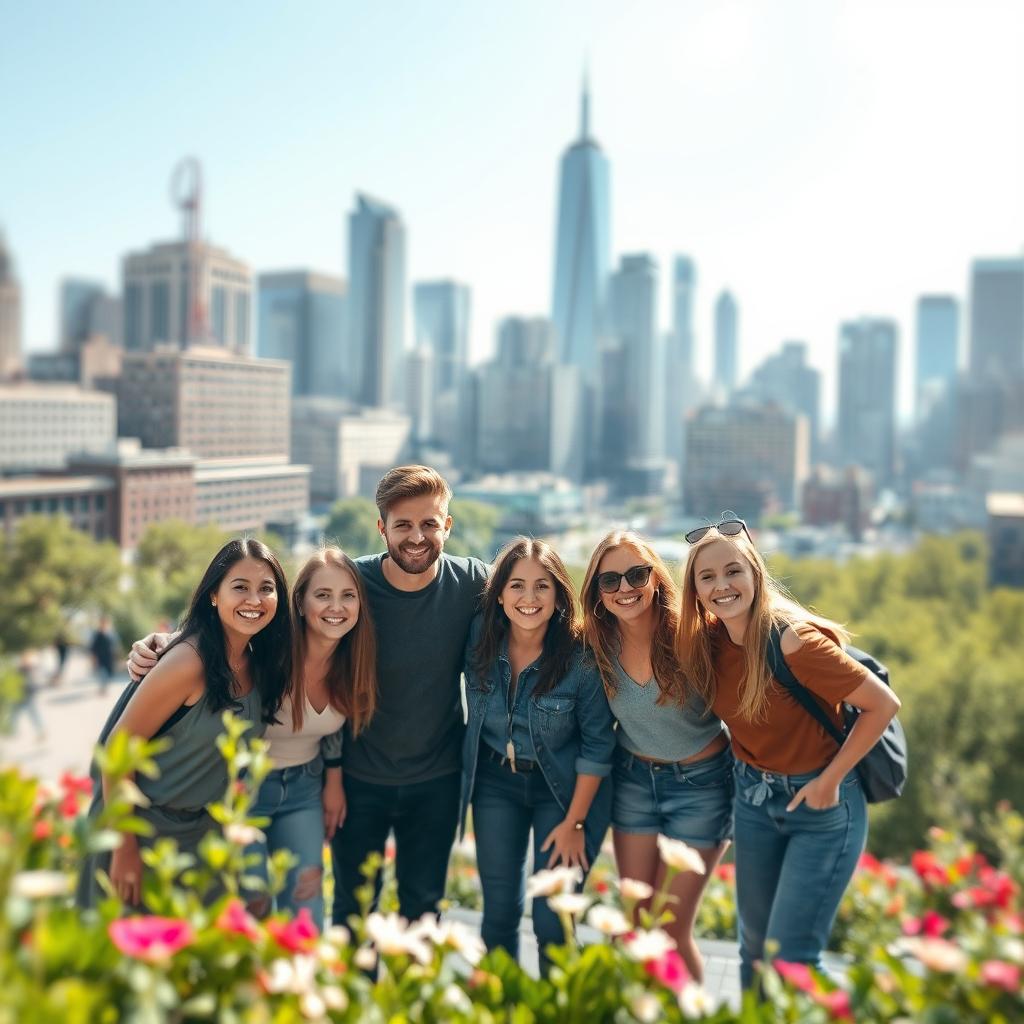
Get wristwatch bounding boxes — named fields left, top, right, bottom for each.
left=572, top=820, right=584, bottom=831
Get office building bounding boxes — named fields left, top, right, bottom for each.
left=122, top=239, right=252, bottom=353
left=0, top=232, right=22, bottom=379
left=915, top=295, right=959, bottom=422
left=0, top=383, right=116, bottom=470
left=987, top=492, right=1024, bottom=588
left=802, top=464, right=873, bottom=540
left=118, top=346, right=290, bottom=459
left=193, top=456, right=309, bottom=536
left=665, top=257, right=699, bottom=462
left=258, top=270, right=347, bottom=398
left=0, top=475, right=116, bottom=542
left=551, top=78, right=611, bottom=383
left=291, top=397, right=411, bottom=503
left=837, top=318, right=898, bottom=487
left=346, top=193, right=406, bottom=408
left=683, top=400, right=809, bottom=522
left=713, top=290, right=738, bottom=396
left=413, top=280, right=470, bottom=396
left=749, top=341, right=822, bottom=461
left=969, top=257, right=1024, bottom=379
left=60, top=278, right=108, bottom=352
left=405, top=346, right=434, bottom=443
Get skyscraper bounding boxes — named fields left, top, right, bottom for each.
left=0, top=232, right=22, bottom=379
left=413, top=280, right=471, bottom=396
left=672, top=256, right=697, bottom=378
left=915, top=295, right=958, bottom=422
left=968, top=257, right=1024, bottom=379
left=347, top=193, right=407, bottom=409
left=258, top=270, right=347, bottom=397
left=713, top=290, right=738, bottom=396
left=837, top=318, right=898, bottom=486
left=749, top=341, right=821, bottom=461
left=608, top=254, right=663, bottom=465
left=551, top=76, right=611, bottom=383
left=60, top=278, right=107, bottom=353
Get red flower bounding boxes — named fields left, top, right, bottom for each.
left=858, top=852, right=883, bottom=873
left=216, top=899, right=262, bottom=941
left=980, top=960, right=1021, bottom=993
left=595, top=880, right=609, bottom=894
left=32, top=820, right=53, bottom=841
left=911, top=850, right=950, bottom=886
left=901, top=910, right=950, bottom=938
left=58, top=792, right=81, bottom=820
left=59, top=772, right=93, bottom=796
left=267, top=907, right=318, bottom=953
left=109, top=917, right=194, bottom=962
left=643, top=949, right=689, bottom=994
left=814, top=989, right=853, bottom=1020
left=774, top=960, right=816, bottom=993
left=715, top=863, right=736, bottom=882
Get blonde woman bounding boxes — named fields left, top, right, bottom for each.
left=678, top=517, right=899, bottom=987
left=581, top=530, right=731, bottom=983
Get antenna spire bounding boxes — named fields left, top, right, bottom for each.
left=580, top=62, right=590, bottom=140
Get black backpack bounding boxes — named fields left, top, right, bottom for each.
left=766, top=625, right=908, bottom=804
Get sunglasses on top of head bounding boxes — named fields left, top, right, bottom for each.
left=595, top=564, right=655, bottom=594
left=684, top=516, right=750, bottom=544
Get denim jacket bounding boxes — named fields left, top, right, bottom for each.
left=459, top=614, right=615, bottom=838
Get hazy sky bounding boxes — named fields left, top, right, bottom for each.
left=2, top=0, right=1022, bottom=421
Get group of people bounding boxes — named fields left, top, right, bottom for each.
left=77, top=464, right=900, bottom=988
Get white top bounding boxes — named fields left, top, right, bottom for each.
left=264, top=692, right=346, bottom=769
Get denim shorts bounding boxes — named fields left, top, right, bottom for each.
left=611, top=744, right=734, bottom=847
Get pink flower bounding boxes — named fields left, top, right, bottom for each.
left=813, top=989, right=854, bottom=1020
left=643, top=949, right=689, bottom=994
left=267, top=907, right=318, bottom=953
left=901, top=910, right=950, bottom=938
left=216, top=899, right=262, bottom=941
left=109, top=917, right=194, bottom=962
left=980, top=960, right=1021, bottom=993
left=774, top=960, right=816, bottom=993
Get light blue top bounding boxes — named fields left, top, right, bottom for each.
left=607, top=659, right=724, bottom=762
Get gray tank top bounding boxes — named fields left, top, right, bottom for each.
left=608, top=659, right=723, bottom=762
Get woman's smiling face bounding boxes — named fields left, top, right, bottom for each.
left=499, top=557, right=557, bottom=636
left=692, top=538, right=756, bottom=626
left=596, top=545, right=656, bottom=626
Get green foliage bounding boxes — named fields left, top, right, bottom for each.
left=323, top=497, right=384, bottom=555
left=446, top=499, right=501, bottom=561
left=0, top=516, right=121, bottom=654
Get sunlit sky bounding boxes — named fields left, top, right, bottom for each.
left=2, top=0, right=1022, bottom=422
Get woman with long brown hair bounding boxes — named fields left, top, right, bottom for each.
left=582, top=530, right=732, bottom=982
left=460, top=537, right=615, bottom=976
left=678, top=518, right=899, bottom=987
left=249, top=546, right=377, bottom=928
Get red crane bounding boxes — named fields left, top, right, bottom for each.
left=169, top=157, right=208, bottom=346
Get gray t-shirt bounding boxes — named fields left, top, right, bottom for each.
left=608, top=659, right=723, bottom=762
left=344, top=552, right=489, bottom=785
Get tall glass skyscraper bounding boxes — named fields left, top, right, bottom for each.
left=672, top=256, right=697, bottom=377
left=968, top=257, right=1024, bottom=379
left=551, top=78, right=611, bottom=384
left=915, top=295, right=958, bottom=422
left=347, top=193, right=406, bottom=409
left=713, top=290, right=738, bottom=396
left=413, top=280, right=471, bottom=396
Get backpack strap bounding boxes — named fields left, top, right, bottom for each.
left=766, top=624, right=846, bottom=747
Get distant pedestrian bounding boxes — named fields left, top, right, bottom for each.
left=11, top=650, right=46, bottom=743
left=50, top=627, right=71, bottom=687
left=90, top=616, right=120, bottom=695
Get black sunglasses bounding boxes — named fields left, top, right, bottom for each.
left=684, top=517, right=750, bottom=544
left=596, top=564, right=654, bottom=594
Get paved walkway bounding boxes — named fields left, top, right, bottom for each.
left=1, top=653, right=753, bottom=1007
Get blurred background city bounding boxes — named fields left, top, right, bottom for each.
left=1, top=2, right=1023, bottom=849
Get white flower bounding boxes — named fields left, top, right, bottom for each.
left=657, top=835, right=706, bottom=875
left=11, top=870, right=72, bottom=900
left=353, top=946, right=378, bottom=971
left=224, top=822, right=265, bottom=846
left=622, top=928, right=677, bottom=962
left=679, top=983, right=717, bottom=1017
left=366, top=912, right=432, bottom=964
left=323, top=924, right=350, bottom=948
left=896, top=936, right=968, bottom=973
left=1000, top=937, right=1024, bottom=964
left=525, top=865, right=582, bottom=898
left=618, top=877, right=654, bottom=901
left=321, top=987, right=348, bottom=1011
left=548, top=892, right=591, bottom=917
left=586, top=904, right=631, bottom=936
left=420, top=917, right=486, bottom=965
left=628, top=990, right=662, bottom=1023
left=442, top=984, right=473, bottom=1013
left=263, top=954, right=316, bottom=994
left=299, top=991, right=326, bottom=1020
left=453, top=835, right=477, bottom=858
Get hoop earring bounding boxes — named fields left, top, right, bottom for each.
left=594, top=602, right=606, bottom=620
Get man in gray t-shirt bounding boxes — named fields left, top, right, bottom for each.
left=329, top=466, right=488, bottom=926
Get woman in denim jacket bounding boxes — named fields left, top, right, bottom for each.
left=460, top=537, right=615, bottom=975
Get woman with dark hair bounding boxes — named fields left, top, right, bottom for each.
left=248, top=546, right=377, bottom=928
left=460, top=537, right=615, bottom=975
left=77, top=537, right=291, bottom=909
left=581, top=530, right=731, bottom=983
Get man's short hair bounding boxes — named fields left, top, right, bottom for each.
left=375, top=465, right=453, bottom=523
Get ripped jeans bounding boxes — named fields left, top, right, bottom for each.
left=249, top=756, right=326, bottom=928
left=732, top=758, right=867, bottom=988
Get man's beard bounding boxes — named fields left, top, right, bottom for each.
left=387, top=537, right=443, bottom=575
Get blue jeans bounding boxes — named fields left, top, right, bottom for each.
left=250, top=757, right=326, bottom=928
left=471, top=750, right=600, bottom=977
left=330, top=771, right=461, bottom=925
left=732, top=759, right=867, bottom=988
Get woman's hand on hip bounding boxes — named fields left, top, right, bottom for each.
left=541, top=819, right=588, bottom=872
left=787, top=774, right=840, bottom=812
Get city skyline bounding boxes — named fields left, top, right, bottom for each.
left=2, top=1, right=1023, bottom=423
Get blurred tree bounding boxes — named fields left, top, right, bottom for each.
left=0, top=516, right=121, bottom=653
left=445, top=500, right=501, bottom=562
left=323, top=498, right=383, bottom=556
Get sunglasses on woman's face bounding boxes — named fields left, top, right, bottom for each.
left=596, top=564, right=654, bottom=594
left=684, top=518, right=749, bottom=544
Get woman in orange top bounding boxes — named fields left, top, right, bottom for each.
left=678, top=519, right=900, bottom=988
